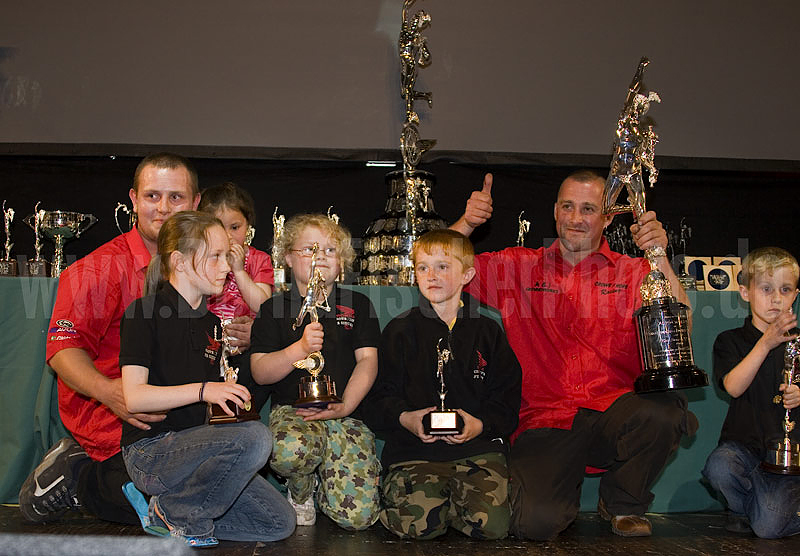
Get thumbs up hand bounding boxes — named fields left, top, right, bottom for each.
left=450, top=173, right=493, bottom=237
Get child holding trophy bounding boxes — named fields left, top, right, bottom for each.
left=363, top=229, right=521, bottom=540
left=198, top=182, right=274, bottom=412
left=250, top=213, right=382, bottom=530
left=703, top=247, right=800, bottom=538
left=118, top=212, right=294, bottom=545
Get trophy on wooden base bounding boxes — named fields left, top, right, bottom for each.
left=292, top=243, right=342, bottom=408
left=1, top=200, right=18, bottom=277
left=32, top=209, right=97, bottom=277
left=23, top=202, right=49, bottom=277
left=762, top=335, right=800, bottom=474
left=601, top=57, right=707, bottom=393
left=208, top=323, right=261, bottom=424
left=422, top=338, right=463, bottom=435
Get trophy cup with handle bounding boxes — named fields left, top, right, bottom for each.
left=31, top=209, right=97, bottom=277
left=762, top=335, right=800, bottom=474
left=292, top=243, right=342, bottom=408
left=601, top=57, right=707, bottom=393
left=422, top=338, right=464, bottom=435
left=208, top=323, right=261, bottom=424
left=1, top=200, right=17, bottom=277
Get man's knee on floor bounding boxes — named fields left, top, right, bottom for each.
left=511, top=500, right=576, bottom=541
left=380, top=506, right=449, bottom=540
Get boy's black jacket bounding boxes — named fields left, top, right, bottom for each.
left=363, top=292, right=522, bottom=468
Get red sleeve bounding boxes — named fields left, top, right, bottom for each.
left=246, top=247, right=274, bottom=286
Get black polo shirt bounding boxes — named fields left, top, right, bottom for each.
left=119, top=282, right=223, bottom=448
left=250, top=284, right=380, bottom=418
left=714, top=317, right=800, bottom=458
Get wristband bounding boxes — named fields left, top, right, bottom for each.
left=199, top=381, right=207, bottom=402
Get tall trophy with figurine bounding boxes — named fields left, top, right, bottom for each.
left=292, top=243, right=342, bottom=408
left=1, top=200, right=17, bottom=276
left=24, top=202, right=49, bottom=277
left=762, top=335, right=800, bottom=474
left=601, top=57, right=707, bottom=393
left=422, top=338, right=464, bottom=435
left=208, top=323, right=261, bottom=424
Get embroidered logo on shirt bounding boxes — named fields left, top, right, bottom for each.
left=473, top=350, right=487, bottom=380
left=525, top=281, right=559, bottom=294
left=55, top=319, right=75, bottom=328
left=336, top=304, right=354, bottom=330
left=49, top=320, right=78, bottom=341
left=594, top=281, right=629, bottom=295
left=205, top=332, right=221, bottom=364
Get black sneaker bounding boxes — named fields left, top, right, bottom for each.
left=19, top=437, right=88, bottom=522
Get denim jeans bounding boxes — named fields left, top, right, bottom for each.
left=122, top=421, right=295, bottom=541
left=703, top=440, right=800, bottom=538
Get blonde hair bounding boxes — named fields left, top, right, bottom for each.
left=411, top=229, right=474, bottom=270
left=740, top=247, right=799, bottom=287
left=144, top=211, right=224, bottom=295
left=274, top=213, right=355, bottom=272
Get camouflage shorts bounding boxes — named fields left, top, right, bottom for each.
left=380, top=451, right=510, bottom=540
left=269, top=404, right=381, bottom=530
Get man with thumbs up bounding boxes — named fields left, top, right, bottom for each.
left=451, top=169, right=695, bottom=540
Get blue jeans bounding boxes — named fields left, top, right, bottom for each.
left=703, top=440, right=800, bottom=538
left=122, top=421, right=295, bottom=541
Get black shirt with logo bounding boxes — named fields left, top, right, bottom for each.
left=119, top=282, right=223, bottom=448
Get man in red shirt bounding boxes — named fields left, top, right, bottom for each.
left=19, top=153, right=201, bottom=524
left=451, top=170, right=696, bottom=539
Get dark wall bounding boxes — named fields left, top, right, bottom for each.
left=1, top=154, right=797, bottom=276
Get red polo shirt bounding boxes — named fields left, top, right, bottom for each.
left=466, top=239, right=649, bottom=442
left=46, top=229, right=151, bottom=461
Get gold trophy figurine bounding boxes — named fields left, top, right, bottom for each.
left=517, top=211, right=531, bottom=247
left=422, top=338, right=464, bottom=435
left=1, top=200, right=17, bottom=276
left=272, top=207, right=289, bottom=292
left=208, top=323, right=261, bottom=424
left=762, top=335, right=800, bottom=474
left=601, top=57, right=707, bottom=393
left=292, top=243, right=342, bottom=408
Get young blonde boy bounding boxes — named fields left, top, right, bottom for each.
left=703, top=247, right=800, bottom=538
left=363, top=229, right=522, bottom=540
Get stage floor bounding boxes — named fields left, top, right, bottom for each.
left=1, top=504, right=798, bottom=555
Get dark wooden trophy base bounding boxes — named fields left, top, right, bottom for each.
left=208, top=401, right=261, bottom=425
left=634, top=365, right=708, bottom=393
left=0, top=259, right=18, bottom=277
left=422, top=410, right=464, bottom=436
left=27, top=260, right=49, bottom=277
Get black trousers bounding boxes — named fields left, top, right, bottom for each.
left=77, top=451, right=139, bottom=525
left=508, top=391, right=696, bottom=541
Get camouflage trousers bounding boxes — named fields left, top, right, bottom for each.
left=268, top=404, right=381, bottom=530
left=380, top=451, right=510, bottom=540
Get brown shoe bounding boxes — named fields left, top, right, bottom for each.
left=597, top=497, right=652, bottom=537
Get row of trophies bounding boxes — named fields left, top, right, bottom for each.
left=1, top=200, right=96, bottom=278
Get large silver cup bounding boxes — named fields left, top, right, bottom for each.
left=37, top=211, right=97, bottom=277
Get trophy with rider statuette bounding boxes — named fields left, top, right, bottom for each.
left=24, top=202, right=49, bottom=277
left=1, top=200, right=17, bottom=277
left=292, top=243, right=342, bottom=408
left=356, top=0, right=446, bottom=285
left=762, top=334, right=800, bottom=474
left=208, top=323, right=261, bottom=424
left=601, top=57, right=708, bottom=393
left=422, top=338, right=464, bottom=435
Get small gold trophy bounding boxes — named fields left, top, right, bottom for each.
left=24, top=202, right=49, bottom=277
left=602, top=57, right=707, bottom=393
left=208, top=323, right=261, bottom=424
left=762, top=335, right=800, bottom=474
left=422, top=338, right=463, bottom=435
left=517, top=211, right=530, bottom=247
left=292, top=243, right=342, bottom=408
left=1, top=200, right=18, bottom=277
left=272, top=207, right=289, bottom=292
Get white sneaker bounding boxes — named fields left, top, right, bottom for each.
left=287, top=488, right=316, bottom=526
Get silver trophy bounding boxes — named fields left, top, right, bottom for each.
left=1, top=200, right=17, bottom=276
left=292, top=243, right=342, bottom=408
left=762, top=335, right=800, bottom=474
left=114, top=202, right=135, bottom=235
left=422, top=338, right=463, bottom=435
left=23, top=202, right=49, bottom=277
left=30, top=209, right=97, bottom=277
left=356, top=0, right=446, bottom=285
left=601, top=57, right=707, bottom=393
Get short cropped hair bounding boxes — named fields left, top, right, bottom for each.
left=740, top=247, right=799, bottom=287
left=564, top=169, right=606, bottom=185
left=411, top=229, right=474, bottom=270
left=198, top=181, right=256, bottom=226
left=275, top=213, right=355, bottom=273
left=133, top=152, right=198, bottom=195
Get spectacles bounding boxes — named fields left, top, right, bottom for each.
left=290, top=246, right=338, bottom=258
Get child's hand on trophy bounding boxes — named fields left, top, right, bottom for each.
left=300, top=322, right=324, bottom=353
left=442, top=409, right=483, bottom=445
left=203, top=382, right=251, bottom=416
left=399, top=407, right=437, bottom=443
left=298, top=402, right=350, bottom=422
left=780, top=383, right=800, bottom=410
